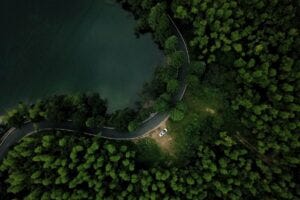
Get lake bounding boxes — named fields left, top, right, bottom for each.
left=0, top=0, right=163, bottom=113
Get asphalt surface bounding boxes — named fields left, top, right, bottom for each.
left=0, top=16, right=190, bottom=161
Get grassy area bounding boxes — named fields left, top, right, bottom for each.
left=167, top=85, right=227, bottom=161
left=133, top=63, right=239, bottom=164
left=134, top=138, right=170, bottom=168
left=134, top=85, right=229, bottom=165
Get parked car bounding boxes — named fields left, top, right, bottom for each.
left=159, top=128, right=168, bottom=137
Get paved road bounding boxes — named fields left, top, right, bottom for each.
left=0, top=16, right=190, bottom=161
left=0, top=112, right=169, bottom=160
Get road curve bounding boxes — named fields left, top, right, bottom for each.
left=0, top=16, right=190, bottom=161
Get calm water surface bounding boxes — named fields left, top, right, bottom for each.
left=0, top=0, right=162, bottom=112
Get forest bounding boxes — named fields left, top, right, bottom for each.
left=0, top=0, right=299, bottom=199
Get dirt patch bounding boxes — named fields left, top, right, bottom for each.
left=148, top=130, right=174, bottom=154
left=205, top=107, right=216, bottom=114
left=143, top=100, right=155, bottom=109
left=136, top=119, right=174, bottom=155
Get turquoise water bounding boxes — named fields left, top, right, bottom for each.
left=0, top=0, right=162, bottom=112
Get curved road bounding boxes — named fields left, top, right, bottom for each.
left=0, top=16, right=190, bottom=161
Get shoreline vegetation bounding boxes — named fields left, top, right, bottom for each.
left=0, top=0, right=299, bottom=199
left=0, top=15, right=187, bottom=133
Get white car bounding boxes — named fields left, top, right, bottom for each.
left=159, top=128, right=168, bottom=137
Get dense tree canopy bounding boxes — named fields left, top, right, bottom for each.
left=2, top=93, right=108, bottom=129
left=1, top=0, right=299, bottom=199
left=118, top=0, right=300, bottom=198
left=1, top=129, right=298, bottom=199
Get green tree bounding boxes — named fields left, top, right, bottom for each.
left=170, top=108, right=184, bottom=121
left=167, top=79, right=179, bottom=94
left=164, top=35, right=179, bottom=53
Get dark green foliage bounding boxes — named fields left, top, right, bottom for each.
left=4, top=103, right=29, bottom=128
left=147, top=3, right=172, bottom=45
left=154, top=93, right=171, bottom=112
left=108, top=108, right=136, bottom=131
left=1, top=0, right=299, bottom=199
left=189, top=61, right=206, bottom=77
left=3, top=93, right=108, bottom=129
left=1, top=130, right=298, bottom=199
left=170, top=102, right=186, bottom=122
left=193, top=131, right=297, bottom=199
left=167, top=51, right=185, bottom=70
left=0, top=132, right=137, bottom=199
left=127, top=120, right=139, bottom=132
left=167, top=79, right=179, bottom=94
left=135, top=139, right=167, bottom=167
left=120, top=0, right=299, bottom=198
left=164, top=35, right=179, bottom=54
